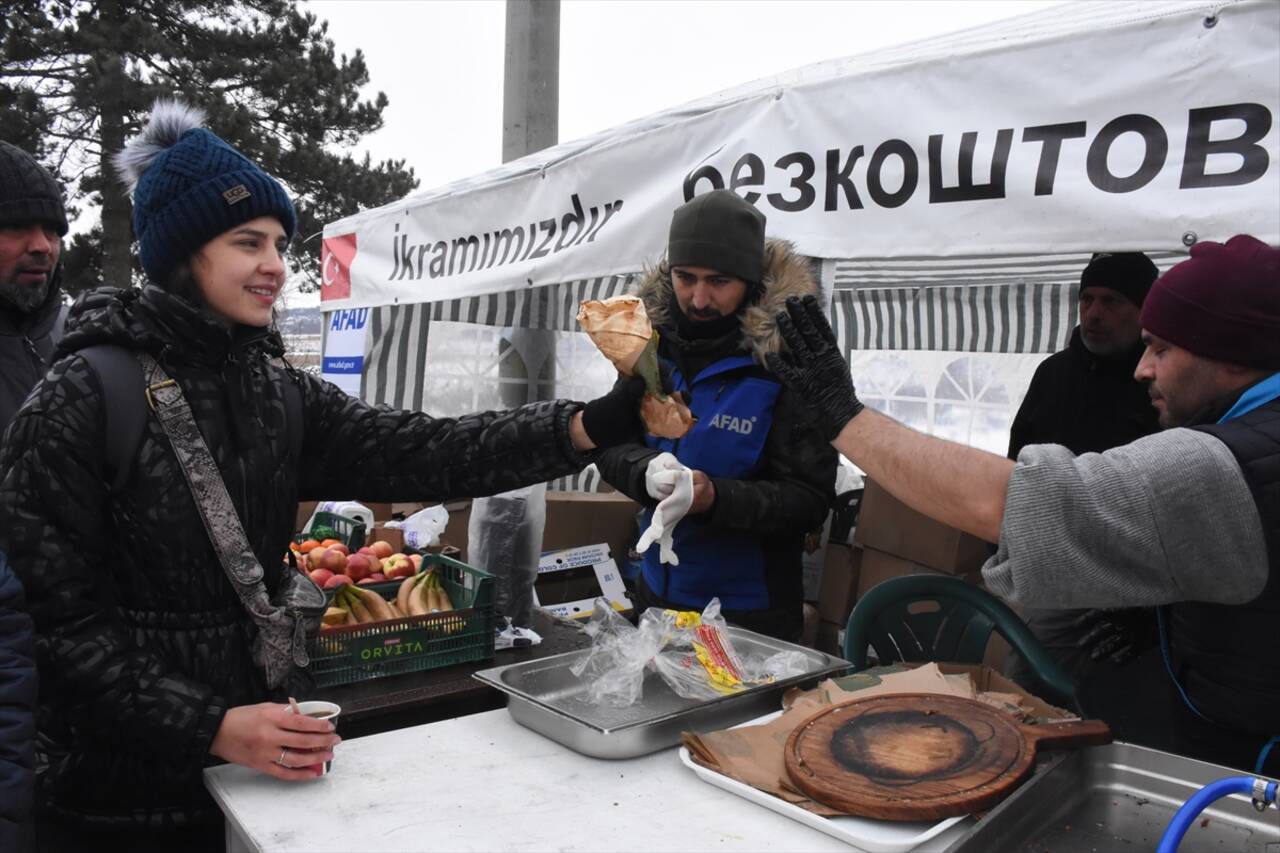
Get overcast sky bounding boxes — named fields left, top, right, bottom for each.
left=281, top=0, right=1062, bottom=306
left=304, top=0, right=1062, bottom=191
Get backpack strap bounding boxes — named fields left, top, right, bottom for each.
left=51, top=303, right=69, bottom=347
left=77, top=346, right=305, bottom=493
left=77, top=345, right=147, bottom=495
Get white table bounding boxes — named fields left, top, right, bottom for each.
left=204, top=708, right=967, bottom=852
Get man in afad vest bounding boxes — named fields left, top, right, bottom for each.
left=596, top=190, right=836, bottom=641
left=767, top=234, right=1280, bottom=775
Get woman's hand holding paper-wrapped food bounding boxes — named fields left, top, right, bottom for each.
left=577, top=295, right=696, bottom=438
left=575, top=376, right=649, bottom=450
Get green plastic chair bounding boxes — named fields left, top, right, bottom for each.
left=842, top=573, right=1078, bottom=710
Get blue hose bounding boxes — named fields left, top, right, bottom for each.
left=1156, top=776, right=1278, bottom=853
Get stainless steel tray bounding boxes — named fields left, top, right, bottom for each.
left=944, top=742, right=1280, bottom=852
left=472, top=627, right=849, bottom=759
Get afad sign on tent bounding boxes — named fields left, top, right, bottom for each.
left=319, top=234, right=367, bottom=396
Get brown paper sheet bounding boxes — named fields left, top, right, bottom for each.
left=681, top=663, right=1076, bottom=817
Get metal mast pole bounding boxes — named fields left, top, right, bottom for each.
left=499, top=0, right=560, bottom=408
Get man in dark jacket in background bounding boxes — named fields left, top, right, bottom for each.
left=0, top=142, right=68, bottom=436
left=595, top=191, right=836, bottom=641
left=0, top=550, right=37, bottom=853
left=1008, top=251, right=1160, bottom=458
left=1005, top=252, right=1162, bottom=701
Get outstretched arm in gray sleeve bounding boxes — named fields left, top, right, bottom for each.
left=983, top=429, right=1268, bottom=609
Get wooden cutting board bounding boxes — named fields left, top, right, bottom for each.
left=783, top=693, right=1111, bottom=821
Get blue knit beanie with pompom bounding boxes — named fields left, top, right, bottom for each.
left=113, top=100, right=296, bottom=283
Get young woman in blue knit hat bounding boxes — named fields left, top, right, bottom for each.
left=0, top=101, right=646, bottom=850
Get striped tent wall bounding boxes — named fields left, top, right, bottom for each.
left=547, top=464, right=604, bottom=493
left=356, top=273, right=639, bottom=408
left=828, top=250, right=1186, bottom=354
left=423, top=273, right=638, bottom=330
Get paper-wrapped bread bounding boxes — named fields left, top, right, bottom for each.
left=577, top=296, right=695, bottom=438
left=576, top=296, right=652, bottom=375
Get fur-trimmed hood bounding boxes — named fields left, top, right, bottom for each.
left=634, top=238, right=819, bottom=366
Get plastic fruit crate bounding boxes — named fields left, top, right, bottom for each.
left=298, top=510, right=367, bottom=551
left=306, top=554, right=494, bottom=687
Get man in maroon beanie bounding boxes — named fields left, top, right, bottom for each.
left=765, top=233, right=1280, bottom=775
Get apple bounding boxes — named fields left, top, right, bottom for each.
left=306, top=548, right=328, bottom=571
left=328, top=543, right=350, bottom=557
left=319, top=549, right=348, bottom=573
left=357, top=546, right=376, bottom=556
left=384, top=560, right=415, bottom=580
left=369, top=540, right=394, bottom=560
left=357, top=577, right=378, bottom=585
left=345, top=554, right=373, bottom=582
left=309, top=568, right=334, bottom=587
left=408, top=554, right=424, bottom=570
left=368, top=573, right=386, bottom=582
left=323, top=574, right=352, bottom=589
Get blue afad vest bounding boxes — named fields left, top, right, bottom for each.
left=642, top=354, right=781, bottom=610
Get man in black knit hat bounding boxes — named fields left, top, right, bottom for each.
left=1004, top=252, right=1163, bottom=700
left=0, top=141, right=69, bottom=435
left=595, top=190, right=836, bottom=641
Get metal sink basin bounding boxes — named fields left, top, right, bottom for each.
left=945, top=741, right=1280, bottom=852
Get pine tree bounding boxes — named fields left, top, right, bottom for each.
left=0, top=0, right=417, bottom=296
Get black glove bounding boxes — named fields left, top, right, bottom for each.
left=1074, top=608, right=1156, bottom=667
left=580, top=376, right=647, bottom=449
left=765, top=295, right=864, bottom=441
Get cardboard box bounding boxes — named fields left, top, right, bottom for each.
left=296, top=501, right=318, bottom=532
left=366, top=523, right=405, bottom=553
left=855, top=544, right=981, bottom=600
left=816, top=542, right=862, bottom=625
left=853, top=478, right=992, bottom=575
left=815, top=620, right=845, bottom=657
left=533, top=543, right=630, bottom=620
left=406, top=493, right=640, bottom=565
left=438, top=500, right=472, bottom=555
left=542, top=491, right=641, bottom=564
left=830, top=661, right=1073, bottom=720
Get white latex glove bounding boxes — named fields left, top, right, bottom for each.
left=637, top=454, right=694, bottom=565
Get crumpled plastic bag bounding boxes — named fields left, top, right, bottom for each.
left=569, top=597, right=812, bottom=707
left=468, top=484, right=545, bottom=628
left=399, top=504, right=450, bottom=550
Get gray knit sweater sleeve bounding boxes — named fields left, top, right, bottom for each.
left=982, top=429, right=1268, bottom=608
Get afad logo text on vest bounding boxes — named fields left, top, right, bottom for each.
left=707, top=413, right=757, bottom=435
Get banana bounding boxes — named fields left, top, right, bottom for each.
left=344, top=587, right=374, bottom=623
left=351, top=585, right=395, bottom=622
left=407, top=579, right=429, bottom=617
left=433, top=574, right=454, bottom=612
left=322, top=606, right=347, bottom=627
left=396, top=574, right=418, bottom=615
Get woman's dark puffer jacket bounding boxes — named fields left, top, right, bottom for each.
left=0, top=286, right=591, bottom=830
left=0, top=550, right=37, bottom=850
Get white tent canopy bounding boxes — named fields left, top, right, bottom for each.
left=316, top=0, right=1278, bottom=462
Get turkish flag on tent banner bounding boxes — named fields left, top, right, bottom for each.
left=320, top=233, right=357, bottom=301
